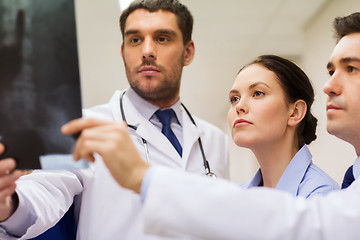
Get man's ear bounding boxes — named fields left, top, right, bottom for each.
left=183, top=40, right=195, bottom=66
left=288, top=100, right=307, bottom=126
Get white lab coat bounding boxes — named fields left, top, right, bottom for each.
left=0, top=90, right=229, bottom=240
left=142, top=166, right=360, bottom=240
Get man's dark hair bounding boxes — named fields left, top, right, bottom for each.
left=120, top=0, right=193, bottom=45
left=333, top=12, right=360, bottom=42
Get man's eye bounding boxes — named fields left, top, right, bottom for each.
left=158, top=37, right=169, bottom=42
left=347, top=66, right=357, bottom=73
left=131, top=38, right=139, bottom=43
left=328, top=70, right=334, bottom=76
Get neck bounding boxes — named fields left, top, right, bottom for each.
left=354, top=144, right=360, bottom=157
left=149, top=97, right=179, bottom=108
left=130, top=87, right=180, bottom=108
left=252, top=136, right=299, bottom=188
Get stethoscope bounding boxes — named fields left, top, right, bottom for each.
left=120, top=91, right=216, bottom=178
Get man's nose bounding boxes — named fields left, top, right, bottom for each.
left=323, top=71, right=342, bottom=96
left=142, top=38, right=156, bottom=61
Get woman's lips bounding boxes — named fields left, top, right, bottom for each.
left=233, top=119, right=252, bottom=128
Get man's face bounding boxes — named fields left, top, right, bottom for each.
left=324, top=32, right=360, bottom=154
left=121, top=9, right=194, bottom=108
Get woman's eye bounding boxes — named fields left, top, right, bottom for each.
left=229, top=96, right=239, bottom=104
left=253, top=91, right=264, bottom=97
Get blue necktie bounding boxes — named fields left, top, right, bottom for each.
left=341, top=165, right=355, bottom=189
left=155, top=109, right=182, bottom=156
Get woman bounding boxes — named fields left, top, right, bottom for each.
left=229, top=55, right=339, bottom=197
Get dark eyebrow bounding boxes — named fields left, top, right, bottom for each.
left=249, top=81, right=270, bottom=89
left=326, top=62, right=333, bottom=70
left=327, top=57, right=360, bottom=70
left=124, top=29, right=139, bottom=37
left=341, top=57, right=360, bottom=64
left=228, top=82, right=270, bottom=96
left=156, top=29, right=177, bottom=36
left=124, top=29, right=177, bottom=37
left=229, top=89, right=239, bottom=95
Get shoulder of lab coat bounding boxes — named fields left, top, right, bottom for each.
left=143, top=165, right=360, bottom=240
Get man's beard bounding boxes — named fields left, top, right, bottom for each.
left=125, top=58, right=183, bottom=103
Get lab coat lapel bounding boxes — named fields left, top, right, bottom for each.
left=116, top=90, right=201, bottom=168
left=120, top=92, right=182, bottom=167
left=136, top=122, right=183, bottom=167
left=181, top=108, right=201, bottom=169
left=131, top=110, right=202, bottom=170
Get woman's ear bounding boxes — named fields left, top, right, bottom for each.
left=288, top=100, right=307, bottom=126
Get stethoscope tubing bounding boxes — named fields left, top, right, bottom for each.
left=119, top=90, right=215, bottom=178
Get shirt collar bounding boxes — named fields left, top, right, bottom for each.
left=275, top=145, right=312, bottom=196
left=126, top=87, right=182, bottom=125
left=247, top=170, right=263, bottom=188
left=246, top=145, right=312, bottom=196
left=352, top=155, right=360, bottom=180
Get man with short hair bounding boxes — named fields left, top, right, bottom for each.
left=0, top=1, right=229, bottom=239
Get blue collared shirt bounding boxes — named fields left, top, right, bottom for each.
left=239, top=145, right=340, bottom=198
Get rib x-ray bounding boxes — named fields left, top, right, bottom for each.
left=0, top=0, right=85, bottom=169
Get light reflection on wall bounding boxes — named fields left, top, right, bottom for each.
left=118, top=0, right=134, bottom=11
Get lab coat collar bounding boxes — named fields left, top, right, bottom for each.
left=120, top=89, right=182, bottom=166
left=115, top=89, right=200, bottom=169
left=247, top=145, right=312, bottom=197
left=126, top=87, right=159, bottom=121
left=118, top=87, right=182, bottom=126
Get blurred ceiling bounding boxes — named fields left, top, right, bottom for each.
left=184, top=0, right=329, bottom=60
left=117, top=0, right=329, bottom=60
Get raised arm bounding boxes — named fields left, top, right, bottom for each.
left=0, top=144, right=22, bottom=222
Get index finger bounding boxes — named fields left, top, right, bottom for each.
left=0, top=144, right=4, bottom=155
left=61, top=118, right=112, bottom=135
left=0, top=158, right=17, bottom=174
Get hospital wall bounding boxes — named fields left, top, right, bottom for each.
left=75, top=0, right=360, bottom=184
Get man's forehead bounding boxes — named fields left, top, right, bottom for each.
left=332, top=33, right=360, bottom=57
left=125, top=9, right=179, bottom=31
left=330, top=33, right=360, bottom=62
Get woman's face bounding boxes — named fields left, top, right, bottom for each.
left=228, top=64, right=293, bottom=149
